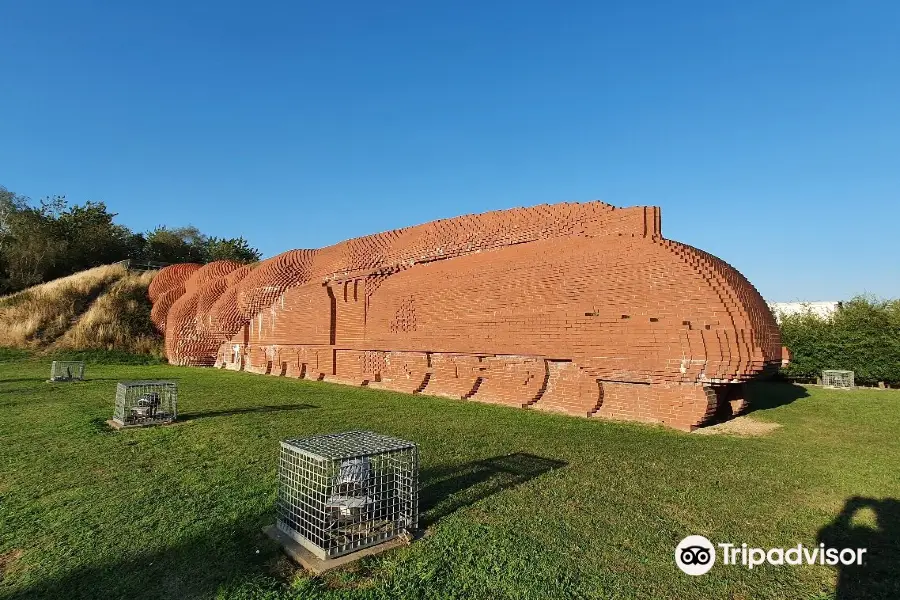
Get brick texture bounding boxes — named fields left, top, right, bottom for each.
left=148, top=201, right=782, bottom=430
left=162, top=260, right=243, bottom=365
left=149, top=284, right=184, bottom=332
left=147, top=263, right=201, bottom=303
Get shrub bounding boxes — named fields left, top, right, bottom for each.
left=778, top=296, right=900, bottom=385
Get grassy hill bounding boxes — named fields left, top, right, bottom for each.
left=0, top=264, right=163, bottom=356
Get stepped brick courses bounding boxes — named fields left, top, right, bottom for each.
left=149, top=201, right=782, bottom=430
left=147, top=263, right=200, bottom=303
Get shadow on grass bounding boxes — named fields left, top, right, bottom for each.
left=818, top=496, right=900, bottom=599
left=0, top=387, right=34, bottom=394
left=179, top=404, right=318, bottom=421
left=88, top=417, right=118, bottom=435
left=701, top=381, right=810, bottom=426
left=419, top=452, right=566, bottom=527
left=11, top=455, right=565, bottom=599
left=10, top=515, right=275, bottom=600
left=745, top=381, right=810, bottom=413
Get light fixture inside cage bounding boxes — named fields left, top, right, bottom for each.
left=49, top=361, right=85, bottom=382
left=276, top=430, right=418, bottom=561
left=112, top=381, right=178, bottom=427
left=822, top=370, right=855, bottom=389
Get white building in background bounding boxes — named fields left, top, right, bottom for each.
left=766, top=301, right=843, bottom=322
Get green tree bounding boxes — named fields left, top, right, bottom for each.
left=139, top=228, right=261, bottom=265
left=0, top=187, right=29, bottom=253
left=0, top=185, right=263, bottom=293
left=202, top=236, right=261, bottom=263
left=780, top=296, right=900, bottom=385
left=0, top=193, right=65, bottom=292
left=49, top=200, right=136, bottom=278
left=141, top=226, right=206, bottom=264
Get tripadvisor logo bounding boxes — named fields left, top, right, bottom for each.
left=675, top=535, right=867, bottom=575
left=675, top=535, right=716, bottom=575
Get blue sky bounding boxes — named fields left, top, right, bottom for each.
left=1, top=0, right=898, bottom=301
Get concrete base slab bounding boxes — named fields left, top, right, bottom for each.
left=105, top=419, right=176, bottom=430
left=263, top=525, right=411, bottom=574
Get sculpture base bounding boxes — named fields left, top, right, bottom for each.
left=105, top=419, right=176, bottom=430
left=263, top=525, right=412, bottom=574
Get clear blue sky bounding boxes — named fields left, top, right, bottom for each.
left=2, top=1, right=898, bottom=301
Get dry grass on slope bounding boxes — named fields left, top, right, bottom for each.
left=52, top=270, right=163, bottom=356
left=0, top=264, right=126, bottom=348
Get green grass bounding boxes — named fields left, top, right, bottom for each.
left=1, top=353, right=898, bottom=599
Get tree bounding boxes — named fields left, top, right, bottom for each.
left=0, top=193, right=65, bottom=292
left=141, top=226, right=206, bottom=264
left=0, top=189, right=28, bottom=288
left=0, top=185, right=263, bottom=294
left=139, top=227, right=261, bottom=265
left=49, top=200, right=136, bottom=278
left=0, top=187, right=29, bottom=246
left=202, top=236, right=261, bottom=263
left=780, top=296, right=900, bottom=385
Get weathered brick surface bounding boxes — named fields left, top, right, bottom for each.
left=200, top=265, right=252, bottom=340
left=163, top=260, right=243, bottom=365
left=147, top=263, right=201, bottom=304
left=149, top=285, right=184, bottom=332
left=149, top=201, right=782, bottom=430
left=235, top=250, right=316, bottom=321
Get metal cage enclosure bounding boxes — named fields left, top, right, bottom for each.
left=277, top=430, right=418, bottom=560
left=822, top=370, right=855, bottom=389
left=113, top=381, right=178, bottom=427
left=49, top=361, right=85, bottom=382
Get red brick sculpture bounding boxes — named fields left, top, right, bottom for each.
left=199, top=265, right=253, bottom=341
left=160, top=260, right=244, bottom=365
left=148, top=263, right=201, bottom=303
left=150, top=285, right=185, bottom=332
left=149, top=201, right=783, bottom=430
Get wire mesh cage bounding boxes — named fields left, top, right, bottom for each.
left=49, top=361, right=85, bottom=382
left=822, top=370, right=855, bottom=389
left=113, top=381, right=178, bottom=427
left=277, top=430, right=418, bottom=560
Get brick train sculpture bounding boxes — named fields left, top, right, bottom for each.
left=148, top=201, right=784, bottom=430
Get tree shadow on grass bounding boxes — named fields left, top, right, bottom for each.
left=179, top=404, right=318, bottom=421
left=817, top=496, right=900, bottom=599
left=10, top=514, right=277, bottom=600
left=419, top=452, right=567, bottom=527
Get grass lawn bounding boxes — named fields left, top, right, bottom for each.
left=1, top=351, right=898, bottom=599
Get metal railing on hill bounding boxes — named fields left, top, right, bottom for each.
left=114, top=259, right=170, bottom=272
